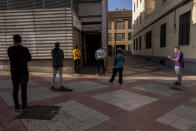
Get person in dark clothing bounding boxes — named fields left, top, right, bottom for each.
left=7, top=34, right=32, bottom=111
left=51, top=42, right=73, bottom=92
left=109, top=48, right=124, bottom=85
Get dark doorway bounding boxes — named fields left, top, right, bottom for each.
left=85, top=33, right=101, bottom=65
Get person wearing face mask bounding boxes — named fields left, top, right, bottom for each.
left=168, top=46, right=184, bottom=86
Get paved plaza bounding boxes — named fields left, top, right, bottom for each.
left=0, top=57, right=196, bottom=131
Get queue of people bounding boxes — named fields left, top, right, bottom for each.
left=7, top=34, right=184, bottom=112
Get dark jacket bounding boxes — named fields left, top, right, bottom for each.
left=51, top=48, right=64, bottom=67
left=7, top=45, right=32, bottom=76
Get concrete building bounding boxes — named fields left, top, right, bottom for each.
left=132, top=0, right=196, bottom=74
left=0, top=0, right=108, bottom=73
left=108, top=10, right=132, bottom=54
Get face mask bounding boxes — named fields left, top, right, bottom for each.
left=174, top=50, right=178, bottom=53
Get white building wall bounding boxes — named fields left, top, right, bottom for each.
left=132, top=0, right=196, bottom=74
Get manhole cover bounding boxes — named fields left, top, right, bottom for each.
left=16, top=105, right=60, bottom=120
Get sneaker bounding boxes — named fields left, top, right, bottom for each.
left=15, top=105, right=21, bottom=112
left=50, top=86, right=56, bottom=91
left=109, top=80, right=113, bottom=83
left=60, top=86, right=73, bottom=92
left=21, top=105, right=32, bottom=112
left=174, top=82, right=181, bottom=86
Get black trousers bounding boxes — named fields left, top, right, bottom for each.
left=96, top=59, right=105, bottom=75
left=110, top=68, right=123, bottom=84
left=74, top=60, right=80, bottom=73
left=11, top=74, right=29, bottom=107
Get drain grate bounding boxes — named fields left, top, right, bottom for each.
left=16, top=105, right=60, bottom=120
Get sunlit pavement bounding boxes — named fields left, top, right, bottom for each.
left=0, top=56, right=196, bottom=131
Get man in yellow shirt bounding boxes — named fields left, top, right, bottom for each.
left=72, top=45, right=81, bottom=76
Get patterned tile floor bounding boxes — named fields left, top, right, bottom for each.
left=0, top=56, right=196, bottom=131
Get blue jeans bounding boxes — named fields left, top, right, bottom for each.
left=51, top=67, right=63, bottom=87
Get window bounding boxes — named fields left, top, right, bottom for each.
left=179, top=11, right=191, bottom=45
left=139, top=36, right=142, bottom=50
left=134, top=39, right=136, bottom=50
left=108, top=21, right=112, bottom=30
left=146, top=31, right=152, bottom=49
left=108, top=33, right=112, bottom=41
left=128, top=20, right=132, bottom=29
left=160, top=23, right=167, bottom=47
left=140, top=15, right=142, bottom=24
left=115, top=21, right=125, bottom=30
left=128, top=33, right=132, bottom=40
left=136, top=37, right=138, bottom=50
left=115, top=33, right=125, bottom=41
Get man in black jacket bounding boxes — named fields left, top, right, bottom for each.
left=51, top=42, right=73, bottom=92
left=7, top=35, right=32, bottom=111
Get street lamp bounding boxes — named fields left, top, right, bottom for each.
left=114, top=19, right=123, bottom=55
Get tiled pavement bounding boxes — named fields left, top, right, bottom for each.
left=0, top=56, right=196, bottom=131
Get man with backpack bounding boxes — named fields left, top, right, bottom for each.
left=95, top=48, right=106, bottom=75
left=51, top=42, right=73, bottom=92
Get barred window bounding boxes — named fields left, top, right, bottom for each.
left=146, top=31, right=152, bottom=49
left=139, top=36, right=142, bottom=50
left=108, top=21, right=112, bottom=30
left=160, top=23, right=167, bottom=47
left=115, top=21, right=125, bottom=30
left=128, top=33, right=132, bottom=41
left=179, top=11, right=191, bottom=45
left=136, top=37, right=138, bottom=50
left=128, top=20, right=132, bottom=29
left=108, top=33, right=112, bottom=41
left=116, top=33, right=125, bottom=41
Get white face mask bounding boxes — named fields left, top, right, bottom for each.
left=174, top=49, right=178, bottom=53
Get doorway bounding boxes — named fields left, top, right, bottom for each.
left=84, top=33, right=101, bottom=65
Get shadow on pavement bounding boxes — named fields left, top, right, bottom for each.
left=16, top=105, right=60, bottom=120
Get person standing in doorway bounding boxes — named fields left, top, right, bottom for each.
left=51, top=42, right=73, bottom=92
left=7, top=34, right=32, bottom=111
left=72, top=45, right=81, bottom=77
left=168, top=46, right=184, bottom=86
left=95, top=48, right=106, bottom=75
left=109, top=48, right=124, bottom=85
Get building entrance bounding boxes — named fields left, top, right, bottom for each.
left=84, top=33, right=101, bottom=65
